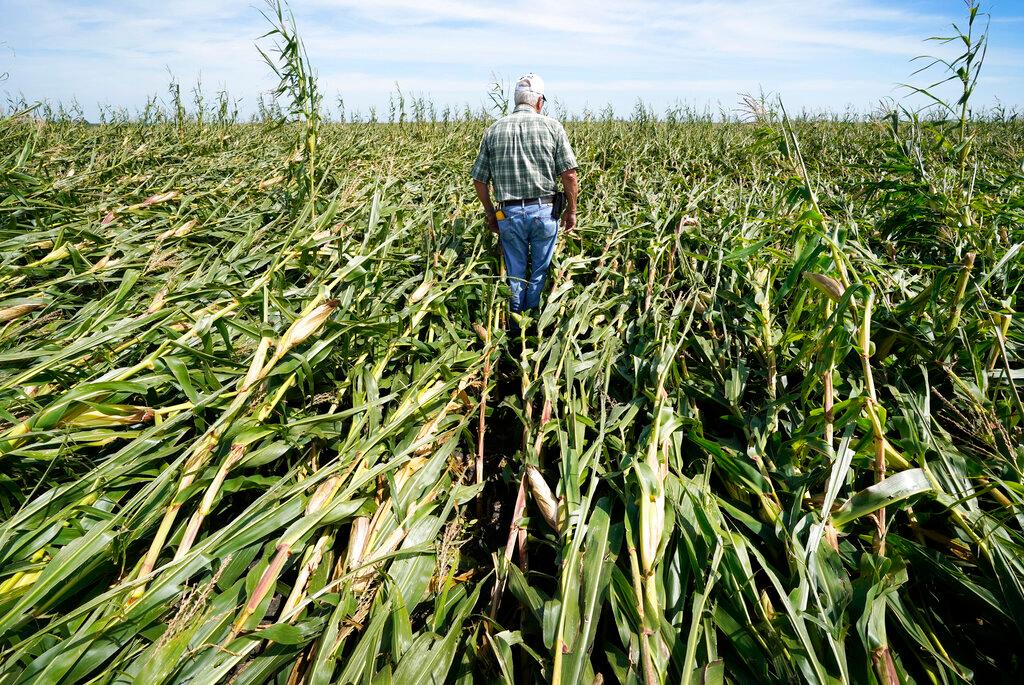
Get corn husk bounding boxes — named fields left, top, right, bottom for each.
left=639, top=489, right=665, bottom=575
left=240, top=337, right=273, bottom=391
left=0, top=302, right=46, bottom=324
left=344, top=517, right=370, bottom=572
left=409, top=278, right=433, bottom=303
left=258, top=175, right=285, bottom=190
left=304, top=475, right=342, bottom=516
left=63, top=405, right=155, bottom=428
left=760, top=589, right=776, bottom=620
left=526, top=465, right=561, bottom=533
left=88, top=253, right=117, bottom=272
left=277, top=299, right=339, bottom=356
left=147, top=288, right=168, bottom=314
left=803, top=272, right=845, bottom=302
left=173, top=219, right=198, bottom=237
left=157, top=219, right=198, bottom=241
left=134, top=190, right=179, bottom=208
left=25, top=244, right=71, bottom=268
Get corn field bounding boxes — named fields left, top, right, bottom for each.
left=1, top=5, right=1024, bottom=684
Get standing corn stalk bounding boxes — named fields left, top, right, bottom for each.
left=258, top=0, right=322, bottom=214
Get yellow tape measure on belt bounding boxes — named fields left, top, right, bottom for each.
left=494, top=209, right=506, bottom=221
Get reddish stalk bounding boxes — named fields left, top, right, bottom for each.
left=488, top=474, right=527, bottom=620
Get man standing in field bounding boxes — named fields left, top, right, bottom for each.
left=471, top=73, right=578, bottom=329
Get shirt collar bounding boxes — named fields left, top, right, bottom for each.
left=513, top=103, right=537, bottom=114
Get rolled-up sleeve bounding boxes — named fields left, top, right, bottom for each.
left=471, top=134, right=491, bottom=183
left=554, top=124, right=577, bottom=175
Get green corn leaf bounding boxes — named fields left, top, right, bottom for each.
left=833, top=469, right=934, bottom=527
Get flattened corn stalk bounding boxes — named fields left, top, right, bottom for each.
left=1, top=9, right=1022, bottom=679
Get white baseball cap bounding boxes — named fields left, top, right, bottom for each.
left=515, top=73, right=545, bottom=99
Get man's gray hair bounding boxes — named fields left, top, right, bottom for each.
left=514, top=89, right=541, bottom=107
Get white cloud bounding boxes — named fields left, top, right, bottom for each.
left=1, top=0, right=1020, bottom=118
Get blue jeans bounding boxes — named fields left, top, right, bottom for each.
left=497, top=203, right=558, bottom=312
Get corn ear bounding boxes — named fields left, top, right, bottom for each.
left=0, top=302, right=46, bottom=324
left=526, top=465, right=561, bottom=534
left=277, top=299, right=339, bottom=356
left=62, top=405, right=154, bottom=428
left=803, top=272, right=845, bottom=302
left=241, top=337, right=273, bottom=391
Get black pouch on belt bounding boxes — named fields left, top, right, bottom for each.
left=552, top=191, right=566, bottom=221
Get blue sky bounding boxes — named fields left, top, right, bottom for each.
left=1, top=1, right=1022, bottom=120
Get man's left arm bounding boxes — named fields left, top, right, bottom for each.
left=559, top=169, right=578, bottom=233
left=554, top=123, right=579, bottom=233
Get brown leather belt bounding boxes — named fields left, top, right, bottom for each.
left=500, top=195, right=555, bottom=208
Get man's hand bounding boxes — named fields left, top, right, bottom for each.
left=561, top=210, right=577, bottom=234
left=486, top=212, right=499, bottom=234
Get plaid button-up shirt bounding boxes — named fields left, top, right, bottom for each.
left=471, top=104, right=578, bottom=203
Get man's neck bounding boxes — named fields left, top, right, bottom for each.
left=513, top=103, right=538, bottom=114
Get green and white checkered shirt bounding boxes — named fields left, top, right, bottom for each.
left=471, top=104, right=578, bottom=203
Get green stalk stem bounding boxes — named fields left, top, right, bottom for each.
left=859, top=290, right=886, bottom=555
left=946, top=253, right=975, bottom=334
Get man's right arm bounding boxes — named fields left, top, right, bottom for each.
left=474, top=180, right=499, bottom=234
left=560, top=169, right=578, bottom=233
left=471, top=133, right=498, bottom=234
